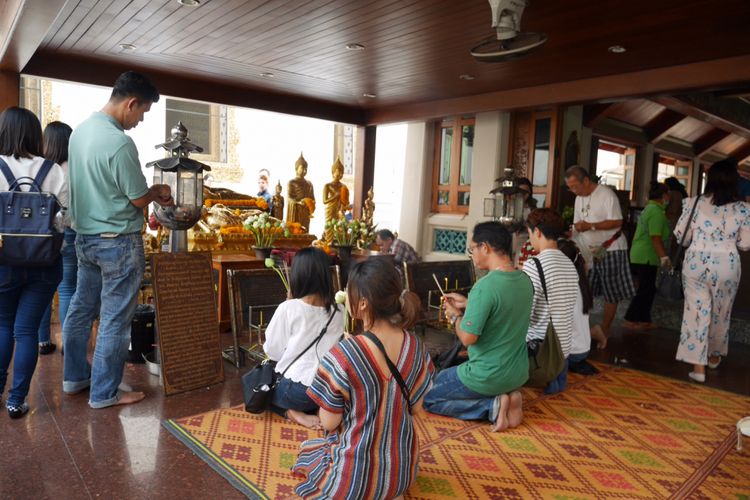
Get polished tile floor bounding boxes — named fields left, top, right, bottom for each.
left=1, top=322, right=748, bottom=499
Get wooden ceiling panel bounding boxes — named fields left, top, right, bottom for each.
left=30, top=0, right=750, bottom=113
left=668, top=117, right=715, bottom=144
left=608, top=100, right=665, bottom=128
left=711, top=134, right=748, bottom=156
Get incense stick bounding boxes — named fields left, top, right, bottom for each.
left=432, top=273, right=447, bottom=297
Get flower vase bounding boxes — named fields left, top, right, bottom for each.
left=334, top=245, right=354, bottom=283
left=254, top=246, right=273, bottom=260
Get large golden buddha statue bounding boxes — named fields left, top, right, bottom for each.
left=286, top=153, right=315, bottom=231
left=323, top=157, right=349, bottom=242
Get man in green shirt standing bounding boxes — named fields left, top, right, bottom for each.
left=423, top=222, right=533, bottom=432
left=63, top=71, right=174, bottom=408
left=623, top=182, right=672, bottom=330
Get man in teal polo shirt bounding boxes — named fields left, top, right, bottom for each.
left=423, top=222, right=533, bottom=432
left=623, top=182, right=672, bottom=330
left=63, top=71, right=173, bottom=409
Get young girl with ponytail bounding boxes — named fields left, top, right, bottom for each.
left=292, top=258, right=434, bottom=499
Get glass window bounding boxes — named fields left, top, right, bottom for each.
left=459, top=125, right=473, bottom=185
left=595, top=141, right=636, bottom=193
left=439, top=128, right=453, bottom=185
left=532, top=118, right=550, bottom=186
left=432, top=117, right=474, bottom=214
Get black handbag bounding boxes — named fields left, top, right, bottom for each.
left=242, top=307, right=337, bottom=414
left=656, top=196, right=700, bottom=302
left=526, top=258, right=565, bottom=388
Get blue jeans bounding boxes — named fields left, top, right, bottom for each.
left=62, top=233, right=144, bottom=408
left=0, top=262, right=62, bottom=406
left=423, top=366, right=497, bottom=422
left=270, top=376, right=317, bottom=416
left=38, top=228, right=78, bottom=343
left=544, top=358, right=569, bottom=395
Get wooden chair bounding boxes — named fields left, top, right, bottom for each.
left=225, top=265, right=341, bottom=367
left=403, top=260, right=476, bottom=330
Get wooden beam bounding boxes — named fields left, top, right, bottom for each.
left=23, top=51, right=367, bottom=125
left=693, top=128, right=731, bottom=157
left=353, top=126, right=376, bottom=219
left=644, top=108, right=686, bottom=143
left=0, top=71, right=19, bottom=111
left=729, top=140, right=750, bottom=164
left=367, top=54, right=750, bottom=125
left=583, top=103, right=615, bottom=128
left=0, top=0, right=67, bottom=71
left=654, top=96, right=750, bottom=140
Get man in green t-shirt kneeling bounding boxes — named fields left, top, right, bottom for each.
left=423, top=222, right=533, bottom=432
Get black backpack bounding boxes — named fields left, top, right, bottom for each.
left=0, top=158, right=64, bottom=267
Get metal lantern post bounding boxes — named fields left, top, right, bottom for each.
left=146, top=122, right=210, bottom=252
left=485, top=167, right=526, bottom=230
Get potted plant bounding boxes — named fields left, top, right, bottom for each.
left=243, top=212, right=287, bottom=259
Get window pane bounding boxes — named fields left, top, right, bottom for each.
left=532, top=118, right=550, bottom=186
left=677, top=166, right=689, bottom=176
left=532, top=194, right=546, bottom=208
left=437, top=191, right=450, bottom=205
left=458, top=191, right=470, bottom=206
left=439, top=128, right=453, bottom=185
left=459, top=125, right=473, bottom=185
left=624, top=169, right=633, bottom=192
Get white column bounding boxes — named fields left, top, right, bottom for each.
left=397, top=122, right=430, bottom=251
left=635, top=143, right=655, bottom=206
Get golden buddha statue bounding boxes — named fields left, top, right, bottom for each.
left=362, top=185, right=375, bottom=229
left=286, top=153, right=315, bottom=231
left=323, top=157, right=350, bottom=242
left=271, top=181, right=284, bottom=221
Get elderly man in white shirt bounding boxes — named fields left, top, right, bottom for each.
left=564, top=166, right=635, bottom=340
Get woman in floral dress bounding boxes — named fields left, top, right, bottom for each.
left=674, top=160, right=750, bottom=383
left=292, top=259, right=434, bottom=499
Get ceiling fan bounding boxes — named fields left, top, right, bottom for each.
left=470, top=0, right=547, bottom=62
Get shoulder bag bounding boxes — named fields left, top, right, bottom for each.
left=656, top=196, right=700, bottom=302
left=526, top=257, right=565, bottom=388
left=242, top=307, right=337, bottom=413
left=363, top=331, right=412, bottom=414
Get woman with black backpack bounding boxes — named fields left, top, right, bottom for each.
left=0, top=107, right=67, bottom=419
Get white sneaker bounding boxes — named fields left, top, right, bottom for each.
left=688, top=372, right=705, bottom=383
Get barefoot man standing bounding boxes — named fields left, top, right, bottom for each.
left=62, top=71, right=173, bottom=408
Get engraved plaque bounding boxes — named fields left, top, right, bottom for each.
left=152, top=252, right=224, bottom=395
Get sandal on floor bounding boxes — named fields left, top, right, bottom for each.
left=708, top=356, right=721, bottom=369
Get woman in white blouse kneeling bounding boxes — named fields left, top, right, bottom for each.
left=263, top=247, right=344, bottom=428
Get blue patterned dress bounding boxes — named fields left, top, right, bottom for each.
left=674, top=196, right=750, bottom=364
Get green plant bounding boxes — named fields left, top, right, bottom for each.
left=325, top=218, right=373, bottom=247
left=243, top=212, right=288, bottom=248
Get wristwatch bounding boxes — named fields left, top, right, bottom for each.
left=591, top=223, right=597, bottom=231
left=449, top=314, right=460, bottom=326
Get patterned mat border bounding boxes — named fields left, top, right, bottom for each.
left=162, top=363, right=745, bottom=499
left=162, top=417, right=269, bottom=499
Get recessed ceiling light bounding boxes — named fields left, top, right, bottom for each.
left=608, top=45, right=626, bottom=54
left=177, top=0, right=200, bottom=6
left=260, top=72, right=275, bottom=78
left=345, top=43, right=365, bottom=51
left=118, top=43, right=136, bottom=51
left=459, top=74, right=475, bottom=81
left=363, top=93, right=376, bottom=98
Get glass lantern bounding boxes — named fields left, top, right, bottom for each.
left=147, top=122, right=210, bottom=252
left=487, top=167, right=526, bottom=230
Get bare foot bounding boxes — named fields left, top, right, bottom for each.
left=491, top=394, right=510, bottom=432
left=508, top=391, right=523, bottom=428
left=590, top=324, right=607, bottom=350
left=287, top=409, right=322, bottom=430
left=114, top=391, right=145, bottom=406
